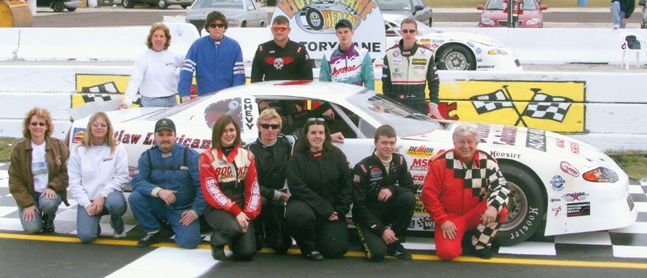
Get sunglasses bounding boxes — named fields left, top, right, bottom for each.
left=92, top=123, right=108, bottom=128
left=400, top=29, right=416, bottom=34
left=30, top=122, right=46, bottom=127
left=272, top=27, right=288, bottom=32
left=260, top=124, right=281, bottom=130
left=307, top=118, right=325, bottom=123
left=209, top=23, right=225, bottom=29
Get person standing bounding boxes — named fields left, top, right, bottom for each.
left=352, top=125, right=416, bottom=261
left=200, top=115, right=261, bottom=261
left=68, top=112, right=128, bottom=243
left=129, top=119, right=205, bottom=248
left=320, top=19, right=374, bottom=90
left=611, top=0, right=636, bottom=29
left=285, top=118, right=352, bottom=261
left=382, top=18, right=442, bottom=119
left=420, top=124, right=509, bottom=260
left=9, top=107, right=69, bottom=234
left=121, top=23, right=183, bottom=109
left=178, top=11, right=245, bottom=101
left=251, top=15, right=313, bottom=82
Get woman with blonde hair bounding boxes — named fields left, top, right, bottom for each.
left=9, top=107, right=69, bottom=233
left=68, top=112, right=129, bottom=243
left=121, top=22, right=183, bottom=108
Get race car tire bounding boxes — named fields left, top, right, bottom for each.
left=67, top=7, right=76, bottom=12
left=158, top=0, right=168, bottom=9
left=51, top=1, right=64, bottom=12
left=496, top=163, right=545, bottom=246
left=435, top=44, right=476, bottom=71
left=306, top=8, right=324, bottom=31
left=122, top=0, right=135, bottom=8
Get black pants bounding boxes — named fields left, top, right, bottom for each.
left=204, top=207, right=256, bottom=260
left=254, top=197, right=292, bottom=253
left=285, top=200, right=349, bottom=258
left=356, top=188, right=416, bottom=261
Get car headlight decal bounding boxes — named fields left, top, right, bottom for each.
left=487, top=49, right=508, bottom=55
left=582, top=167, right=619, bottom=183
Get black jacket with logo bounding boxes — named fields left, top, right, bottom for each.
left=251, top=40, right=313, bottom=82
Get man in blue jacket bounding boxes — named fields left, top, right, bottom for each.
left=129, top=119, right=205, bottom=248
left=178, top=11, right=245, bottom=101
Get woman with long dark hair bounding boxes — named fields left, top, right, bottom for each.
left=285, top=118, right=352, bottom=260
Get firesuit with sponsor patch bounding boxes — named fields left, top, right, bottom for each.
left=421, top=149, right=509, bottom=260
left=251, top=40, right=313, bottom=82
left=382, top=40, right=439, bottom=114
left=320, top=44, right=375, bottom=90
left=352, top=152, right=416, bottom=261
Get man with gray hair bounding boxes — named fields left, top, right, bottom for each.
left=420, top=124, right=509, bottom=260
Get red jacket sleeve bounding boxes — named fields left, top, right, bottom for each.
left=421, top=157, right=450, bottom=226
left=242, top=150, right=261, bottom=220
left=199, top=149, right=242, bottom=216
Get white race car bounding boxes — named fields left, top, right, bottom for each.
left=383, top=14, right=522, bottom=71
left=69, top=81, right=636, bottom=246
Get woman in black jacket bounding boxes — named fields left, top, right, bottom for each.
left=285, top=118, right=352, bottom=260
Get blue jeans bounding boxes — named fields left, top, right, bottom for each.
left=128, top=191, right=201, bottom=248
left=611, top=1, right=626, bottom=28
left=141, top=95, right=177, bottom=107
left=18, top=192, right=62, bottom=234
left=76, top=191, right=127, bottom=243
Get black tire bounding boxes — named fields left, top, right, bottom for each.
left=181, top=4, right=189, bottom=9
left=496, top=164, right=546, bottom=246
left=122, top=0, right=134, bottom=8
left=435, top=44, right=476, bottom=71
left=66, top=7, right=76, bottom=12
left=158, top=0, right=168, bottom=9
left=241, top=21, right=247, bottom=27
left=51, top=1, right=64, bottom=12
left=306, top=8, right=324, bottom=31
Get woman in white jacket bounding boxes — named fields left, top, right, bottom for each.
left=68, top=112, right=129, bottom=243
left=120, top=22, right=183, bottom=109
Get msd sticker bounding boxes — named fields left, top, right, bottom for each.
left=560, top=161, right=579, bottom=177
left=567, top=202, right=591, bottom=217
left=550, top=175, right=566, bottom=191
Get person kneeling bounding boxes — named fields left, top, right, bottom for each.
left=200, top=115, right=261, bottom=261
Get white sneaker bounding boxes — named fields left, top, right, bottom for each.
left=113, top=231, right=127, bottom=239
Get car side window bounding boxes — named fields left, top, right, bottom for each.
left=246, top=0, right=256, bottom=10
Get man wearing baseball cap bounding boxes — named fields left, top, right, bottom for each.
left=129, top=118, right=206, bottom=248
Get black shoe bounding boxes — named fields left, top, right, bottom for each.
left=41, top=214, right=55, bottom=233
left=137, top=231, right=162, bottom=248
left=473, top=246, right=492, bottom=259
left=303, top=250, right=324, bottom=261
left=211, top=244, right=227, bottom=260
left=387, top=243, right=412, bottom=260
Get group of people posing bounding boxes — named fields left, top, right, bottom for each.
left=120, top=11, right=443, bottom=120
left=9, top=105, right=509, bottom=262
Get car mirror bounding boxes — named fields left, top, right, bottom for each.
left=414, top=5, right=423, bottom=11
left=476, top=4, right=484, bottom=10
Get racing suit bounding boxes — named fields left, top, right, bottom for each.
left=320, top=44, right=375, bottom=90
left=200, top=146, right=261, bottom=260
left=245, top=134, right=297, bottom=253
left=352, top=152, right=416, bottom=261
left=421, top=149, right=510, bottom=260
left=285, top=147, right=352, bottom=258
left=178, top=35, right=245, bottom=97
left=382, top=40, right=440, bottom=114
left=251, top=40, right=313, bottom=82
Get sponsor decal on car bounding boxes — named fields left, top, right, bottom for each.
left=552, top=206, right=562, bottom=216
left=567, top=202, right=591, bottom=217
left=492, top=126, right=517, bottom=146
left=550, top=175, right=566, bottom=191
left=526, top=128, right=546, bottom=152
left=406, top=145, right=434, bottom=158
left=489, top=150, right=520, bottom=159
left=550, top=198, right=562, bottom=203
left=412, top=175, right=425, bottom=182
left=560, top=161, right=579, bottom=177
left=409, top=158, right=430, bottom=172
left=72, top=127, right=86, bottom=143
left=556, top=138, right=565, bottom=148
left=570, top=142, right=580, bottom=154
left=562, top=192, right=589, bottom=202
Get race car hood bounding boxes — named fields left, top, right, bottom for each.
left=425, top=31, right=505, bottom=47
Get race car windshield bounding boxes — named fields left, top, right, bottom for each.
left=194, top=0, right=244, bottom=9
left=376, top=0, right=413, bottom=10
left=346, top=91, right=442, bottom=137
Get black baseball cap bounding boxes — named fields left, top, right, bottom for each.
left=335, top=19, right=353, bottom=30
left=154, top=118, right=176, bottom=133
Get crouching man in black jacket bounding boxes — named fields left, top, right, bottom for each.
left=352, top=125, right=416, bottom=261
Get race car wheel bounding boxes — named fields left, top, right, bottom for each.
left=496, top=163, right=545, bottom=246
left=435, top=44, right=476, bottom=71
left=67, top=7, right=76, bottom=12
left=51, top=1, right=64, bottom=12
left=158, top=0, right=168, bottom=9
left=122, top=0, right=134, bottom=8
left=306, top=8, right=324, bottom=31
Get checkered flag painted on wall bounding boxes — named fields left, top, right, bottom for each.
left=470, top=89, right=514, bottom=114
left=522, top=93, right=572, bottom=122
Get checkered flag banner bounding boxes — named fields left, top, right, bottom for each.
left=470, top=89, right=514, bottom=114
left=522, top=93, right=572, bottom=122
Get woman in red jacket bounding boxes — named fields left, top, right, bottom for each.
left=200, top=115, right=261, bottom=261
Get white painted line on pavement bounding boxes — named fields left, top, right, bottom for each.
left=107, top=247, right=217, bottom=278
